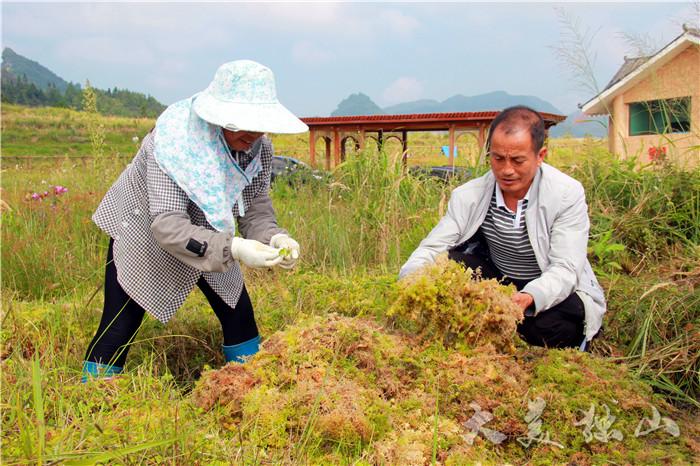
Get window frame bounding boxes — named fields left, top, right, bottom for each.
left=628, top=97, right=691, bottom=136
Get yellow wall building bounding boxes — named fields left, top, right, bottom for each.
left=582, top=26, right=699, bottom=168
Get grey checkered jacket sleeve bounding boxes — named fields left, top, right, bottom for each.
left=92, top=130, right=288, bottom=324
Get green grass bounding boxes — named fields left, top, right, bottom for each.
left=1, top=105, right=699, bottom=464
left=0, top=104, right=153, bottom=164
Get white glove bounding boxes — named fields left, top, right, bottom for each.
left=269, top=234, right=300, bottom=270
left=230, top=237, right=284, bottom=269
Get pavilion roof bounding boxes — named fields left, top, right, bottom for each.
left=301, top=111, right=566, bottom=132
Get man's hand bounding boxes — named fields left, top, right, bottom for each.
left=511, top=292, right=534, bottom=317
left=269, top=234, right=300, bottom=270
left=230, top=237, right=284, bottom=269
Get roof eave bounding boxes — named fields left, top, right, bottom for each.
left=582, top=33, right=700, bottom=116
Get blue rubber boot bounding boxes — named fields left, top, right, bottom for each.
left=81, top=361, right=123, bottom=383
left=222, top=335, right=261, bottom=364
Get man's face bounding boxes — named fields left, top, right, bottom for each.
left=223, top=129, right=264, bottom=152
left=489, top=127, right=546, bottom=201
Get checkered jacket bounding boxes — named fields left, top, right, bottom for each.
left=92, top=130, right=285, bottom=323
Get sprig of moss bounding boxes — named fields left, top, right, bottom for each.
left=390, top=254, right=521, bottom=352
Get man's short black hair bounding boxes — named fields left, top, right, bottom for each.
left=486, top=106, right=546, bottom=154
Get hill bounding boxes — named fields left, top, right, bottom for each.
left=382, top=91, right=563, bottom=115
left=1, top=47, right=70, bottom=92
left=331, top=93, right=385, bottom=117
left=331, top=91, right=607, bottom=138
left=549, top=110, right=608, bottom=138
left=380, top=98, right=442, bottom=114
left=1, top=47, right=166, bottom=118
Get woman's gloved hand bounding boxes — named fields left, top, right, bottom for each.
left=269, top=234, right=300, bottom=270
left=230, top=237, right=285, bottom=269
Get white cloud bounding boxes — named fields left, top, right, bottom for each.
left=160, top=57, right=189, bottom=74
left=378, top=9, right=420, bottom=35
left=55, top=36, right=155, bottom=66
left=4, top=3, right=233, bottom=54
left=292, top=41, right=331, bottom=65
left=233, top=2, right=419, bottom=41
left=149, top=75, right=186, bottom=92
left=382, top=77, right=423, bottom=105
left=237, top=2, right=343, bottom=26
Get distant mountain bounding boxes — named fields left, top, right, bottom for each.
left=331, top=93, right=385, bottom=117
left=383, top=99, right=442, bottom=114
left=2, top=47, right=70, bottom=92
left=334, top=90, right=563, bottom=117
left=549, top=110, right=608, bottom=138
left=1, top=47, right=166, bottom=118
left=330, top=91, right=609, bottom=138
left=439, top=91, right=562, bottom=115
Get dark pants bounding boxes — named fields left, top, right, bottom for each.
left=448, top=250, right=585, bottom=349
left=84, top=239, right=259, bottom=367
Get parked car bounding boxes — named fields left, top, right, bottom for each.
left=271, top=156, right=323, bottom=184
left=408, top=165, right=472, bottom=183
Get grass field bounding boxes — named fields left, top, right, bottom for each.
left=1, top=105, right=698, bottom=464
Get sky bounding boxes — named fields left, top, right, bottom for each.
left=1, top=1, right=697, bottom=117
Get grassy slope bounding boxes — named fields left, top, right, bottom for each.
left=1, top=105, right=698, bottom=464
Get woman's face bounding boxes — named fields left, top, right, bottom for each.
left=223, top=129, right=264, bottom=151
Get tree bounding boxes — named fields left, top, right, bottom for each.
left=82, top=79, right=105, bottom=161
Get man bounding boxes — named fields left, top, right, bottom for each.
left=399, top=106, right=605, bottom=349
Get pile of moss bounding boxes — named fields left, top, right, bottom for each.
left=189, top=257, right=699, bottom=464
left=389, top=253, right=522, bottom=352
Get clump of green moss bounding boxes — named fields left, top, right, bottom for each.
left=190, top=313, right=417, bottom=454
left=188, top=258, right=699, bottom=464
left=389, top=253, right=522, bottom=352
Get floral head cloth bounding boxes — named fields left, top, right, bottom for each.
left=153, top=96, right=262, bottom=232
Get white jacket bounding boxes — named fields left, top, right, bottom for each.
left=399, top=163, right=606, bottom=340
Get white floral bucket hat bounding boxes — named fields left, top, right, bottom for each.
left=192, top=60, right=308, bottom=134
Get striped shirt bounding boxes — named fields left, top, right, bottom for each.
left=480, top=186, right=542, bottom=281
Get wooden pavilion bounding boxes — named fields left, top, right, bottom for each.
left=300, top=111, right=567, bottom=169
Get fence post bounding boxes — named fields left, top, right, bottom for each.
left=26, top=154, right=30, bottom=170
left=56, top=157, right=60, bottom=170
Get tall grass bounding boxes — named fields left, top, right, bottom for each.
left=573, top=148, right=700, bottom=407
left=272, top=147, right=464, bottom=273
left=550, top=8, right=699, bottom=407
left=576, top=147, right=700, bottom=258
left=1, top=168, right=110, bottom=300
left=0, top=103, right=153, bottom=161
left=2, top=105, right=699, bottom=462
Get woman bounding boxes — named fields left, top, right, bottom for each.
left=82, top=60, right=307, bottom=381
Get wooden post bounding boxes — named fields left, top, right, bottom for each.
left=359, top=128, right=366, bottom=150
left=401, top=130, right=408, bottom=166
left=448, top=124, right=456, bottom=167
left=333, top=127, right=340, bottom=167
left=325, top=137, right=332, bottom=171
left=309, top=129, right=316, bottom=167
left=340, top=134, right=348, bottom=163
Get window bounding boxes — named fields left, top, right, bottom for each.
left=629, top=97, right=691, bottom=136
